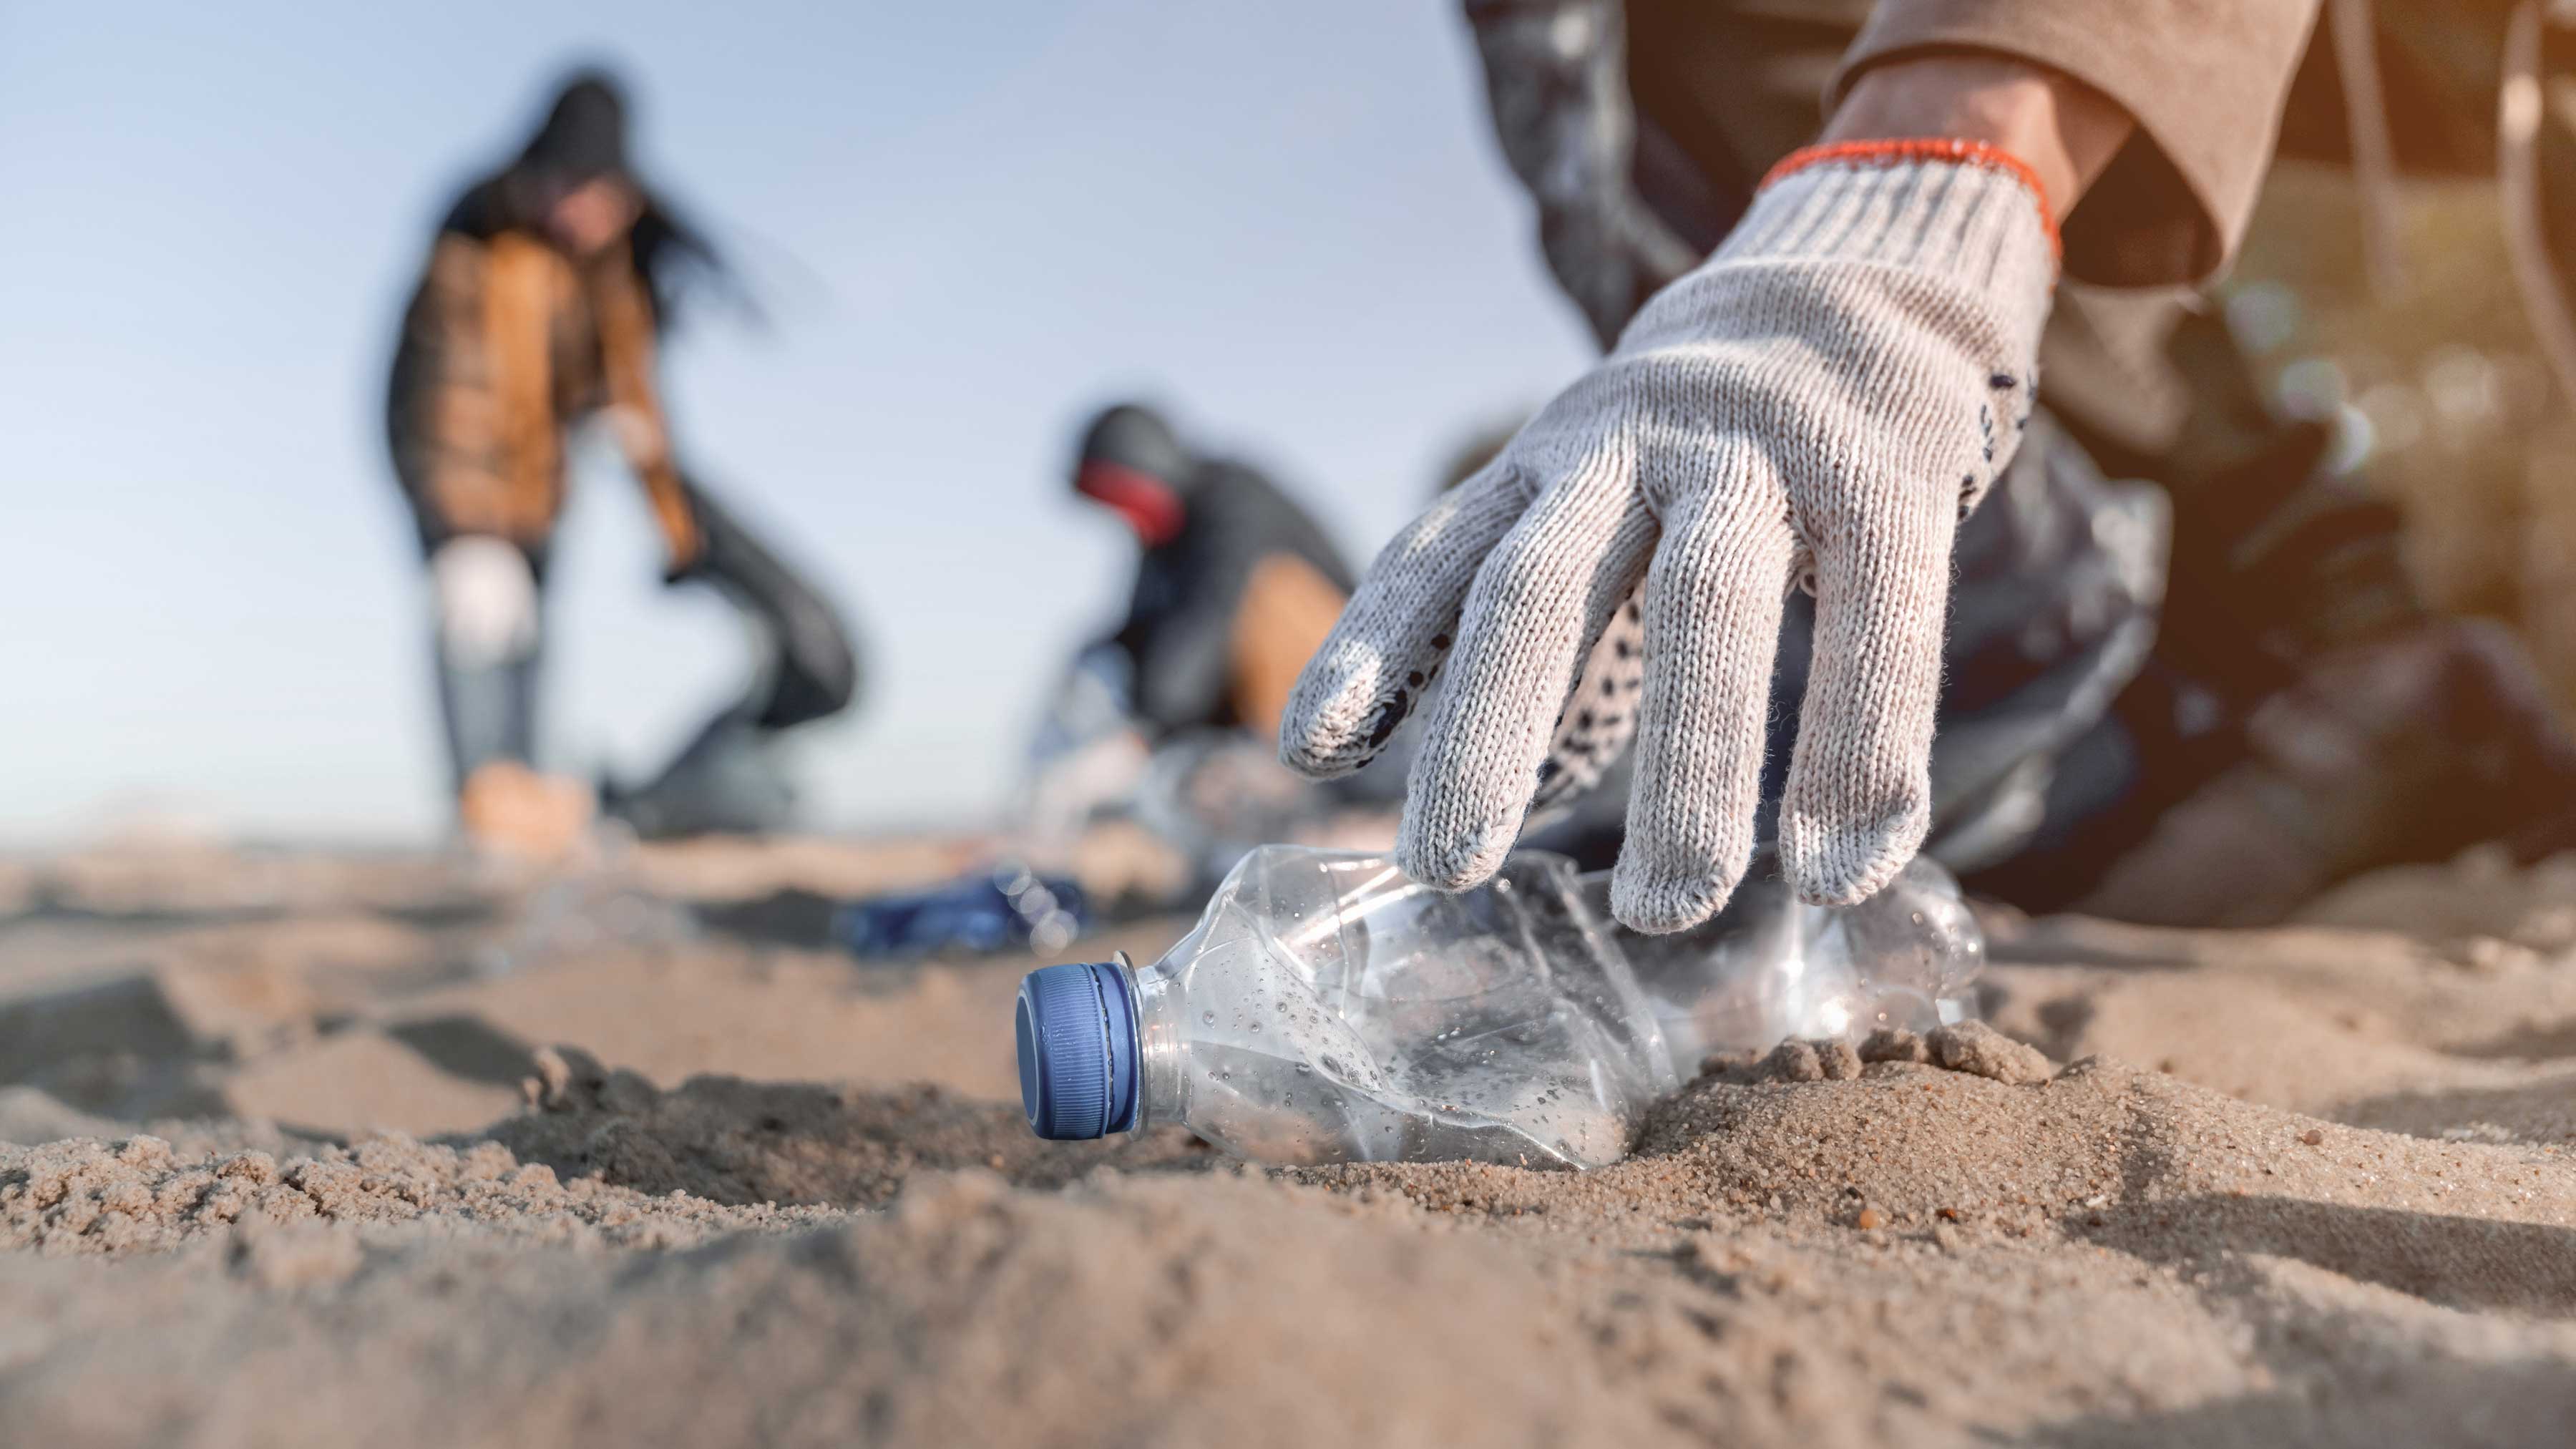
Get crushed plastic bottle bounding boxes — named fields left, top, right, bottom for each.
left=1016, top=847, right=1674, bottom=1168
left=1594, top=856, right=1985, bottom=1077
left=1016, top=845, right=1984, bottom=1169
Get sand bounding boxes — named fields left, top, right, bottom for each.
left=2, top=835, right=2573, bottom=1447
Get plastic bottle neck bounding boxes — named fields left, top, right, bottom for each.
left=1128, top=955, right=1191, bottom=1133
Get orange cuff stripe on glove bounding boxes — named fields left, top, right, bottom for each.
left=1762, top=139, right=2062, bottom=262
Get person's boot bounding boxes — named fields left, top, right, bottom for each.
left=459, top=761, right=597, bottom=862
left=2072, top=618, right=2576, bottom=926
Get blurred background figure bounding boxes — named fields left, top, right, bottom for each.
left=1458, top=0, right=2576, bottom=925
left=385, top=69, right=857, bottom=857
left=1070, top=401, right=1352, bottom=747
left=1013, top=403, right=1389, bottom=907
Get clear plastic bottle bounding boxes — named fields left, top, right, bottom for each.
left=1016, top=846, right=1986, bottom=1168
left=1015, top=846, right=1676, bottom=1169
left=1596, top=855, right=1986, bottom=1076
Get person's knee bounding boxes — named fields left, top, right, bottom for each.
left=429, top=537, right=541, bottom=668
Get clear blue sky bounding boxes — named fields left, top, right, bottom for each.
left=0, top=1, right=1594, bottom=842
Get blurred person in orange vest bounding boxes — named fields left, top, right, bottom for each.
left=386, top=70, right=856, bottom=856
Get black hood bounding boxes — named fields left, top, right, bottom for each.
left=516, top=72, right=632, bottom=190
left=1074, top=403, right=1197, bottom=495
left=436, top=66, right=741, bottom=328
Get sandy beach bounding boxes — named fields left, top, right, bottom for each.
left=3, top=834, right=2572, bottom=1446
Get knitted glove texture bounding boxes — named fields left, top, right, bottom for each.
left=1282, top=145, right=2057, bottom=930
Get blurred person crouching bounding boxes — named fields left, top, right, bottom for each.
left=1025, top=403, right=1389, bottom=902
left=1073, top=403, right=1354, bottom=746
left=386, top=69, right=857, bottom=857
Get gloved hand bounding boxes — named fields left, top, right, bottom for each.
left=1280, top=142, right=2058, bottom=932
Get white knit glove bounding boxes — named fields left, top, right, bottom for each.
left=1281, top=143, right=2058, bottom=932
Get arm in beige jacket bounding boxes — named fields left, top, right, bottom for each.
left=1838, top=0, right=2325, bottom=284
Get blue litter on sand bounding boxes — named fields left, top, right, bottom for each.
left=834, top=867, right=1091, bottom=961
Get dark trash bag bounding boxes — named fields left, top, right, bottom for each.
left=602, top=480, right=861, bottom=839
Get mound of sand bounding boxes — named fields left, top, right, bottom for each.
left=0, top=1169, right=1675, bottom=1447
left=1, top=837, right=2573, bottom=1446
left=7, top=1044, right=2572, bottom=1446
left=1, top=1128, right=848, bottom=1264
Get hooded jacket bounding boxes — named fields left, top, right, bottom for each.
left=1076, top=405, right=1357, bottom=739
left=386, top=73, right=717, bottom=572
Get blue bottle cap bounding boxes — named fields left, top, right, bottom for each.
left=1015, top=961, right=1139, bottom=1140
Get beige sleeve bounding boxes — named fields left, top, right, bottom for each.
left=1833, top=0, right=2323, bottom=286
left=590, top=246, right=702, bottom=572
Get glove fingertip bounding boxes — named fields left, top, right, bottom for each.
left=1394, top=809, right=1516, bottom=893
left=1278, top=677, right=1418, bottom=780
left=1777, top=801, right=1929, bottom=908
left=1608, top=859, right=1744, bottom=935
left=1277, top=744, right=1348, bottom=781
